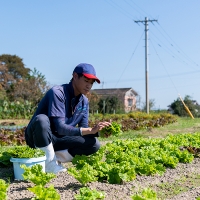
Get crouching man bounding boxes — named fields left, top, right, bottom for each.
left=25, top=63, right=111, bottom=174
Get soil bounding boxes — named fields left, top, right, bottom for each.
left=1, top=158, right=200, bottom=200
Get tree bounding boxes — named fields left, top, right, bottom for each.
left=169, top=95, right=200, bottom=117
left=0, top=54, right=30, bottom=98
left=0, top=61, right=15, bottom=91
left=0, top=54, right=30, bottom=81
left=7, top=68, right=49, bottom=104
left=0, top=54, right=49, bottom=104
left=98, top=96, right=122, bottom=114
left=141, top=99, right=156, bottom=112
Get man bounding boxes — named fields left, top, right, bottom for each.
left=25, top=63, right=111, bottom=174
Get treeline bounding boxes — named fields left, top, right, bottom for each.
left=1, top=54, right=200, bottom=118
left=0, top=100, right=35, bottom=119
left=0, top=54, right=49, bottom=119
left=169, top=95, right=200, bottom=118
left=0, top=54, right=125, bottom=117
left=0, top=54, right=49, bottom=105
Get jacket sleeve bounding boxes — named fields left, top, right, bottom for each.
left=78, top=102, right=89, bottom=128
left=50, top=117, right=81, bottom=136
left=78, top=102, right=100, bottom=137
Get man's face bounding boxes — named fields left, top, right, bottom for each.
left=73, top=73, right=95, bottom=96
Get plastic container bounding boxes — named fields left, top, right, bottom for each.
left=10, top=156, right=46, bottom=180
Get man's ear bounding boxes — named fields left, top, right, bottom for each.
left=73, top=72, right=78, bottom=80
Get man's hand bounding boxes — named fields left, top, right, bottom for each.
left=91, top=121, right=112, bottom=133
left=81, top=121, right=111, bottom=136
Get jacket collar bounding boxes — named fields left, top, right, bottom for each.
left=68, top=81, right=75, bottom=99
left=68, top=81, right=84, bottom=104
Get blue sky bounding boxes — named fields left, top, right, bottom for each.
left=1, top=1, right=200, bottom=109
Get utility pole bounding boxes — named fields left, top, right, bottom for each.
left=134, top=17, right=157, bottom=114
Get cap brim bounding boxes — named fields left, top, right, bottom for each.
left=83, top=73, right=100, bottom=84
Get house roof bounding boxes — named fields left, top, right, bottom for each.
left=91, top=88, right=138, bottom=98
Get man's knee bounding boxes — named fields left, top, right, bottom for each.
left=25, top=114, right=50, bottom=148
left=29, top=114, right=52, bottom=147
left=94, top=138, right=101, bottom=152
left=34, top=114, right=50, bottom=130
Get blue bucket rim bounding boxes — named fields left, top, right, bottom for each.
left=10, top=156, right=46, bottom=163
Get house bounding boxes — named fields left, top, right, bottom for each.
left=91, top=88, right=138, bottom=113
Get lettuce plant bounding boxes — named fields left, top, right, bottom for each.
left=21, top=164, right=60, bottom=200
left=74, top=187, right=105, bottom=200
left=0, top=179, right=9, bottom=200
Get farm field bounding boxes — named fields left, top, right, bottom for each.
left=1, top=117, right=200, bottom=199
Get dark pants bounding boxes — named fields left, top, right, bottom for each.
left=25, top=114, right=100, bottom=157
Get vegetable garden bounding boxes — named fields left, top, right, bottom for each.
left=1, top=112, right=200, bottom=199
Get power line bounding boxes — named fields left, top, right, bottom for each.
left=115, top=31, right=144, bottom=87
left=104, top=69, right=200, bottom=84
left=150, top=39, right=179, bottom=94
left=105, top=0, right=199, bottom=71
left=150, top=25, right=199, bottom=71
left=104, top=0, right=134, bottom=20
left=149, top=36, right=197, bottom=71
left=123, top=0, right=146, bottom=17
left=158, top=23, right=199, bottom=68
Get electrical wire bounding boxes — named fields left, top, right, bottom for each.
left=123, top=0, right=152, bottom=18
left=115, top=30, right=144, bottom=87
left=151, top=23, right=199, bottom=70
left=105, top=0, right=199, bottom=71
left=103, top=0, right=199, bottom=97
left=149, top=35, right=197, bottom=70
left=104, top=0, right=134, bottom=20
left=157, top=23, right=199, bottom=68
left=122, top=0, right=146, bottom=18
left=106, top=69, right=200, bottom=84
left=150, top=39, right=179, bottom=94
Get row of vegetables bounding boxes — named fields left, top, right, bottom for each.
left=0, top=112, right=177, bottom=146
left=1, top=113, right=198, bottom=199
left=0, top=145, right=161, bottom=199
left=0, top=172, right=159, bottom=200
left=1, top=131, right=200, bottom=199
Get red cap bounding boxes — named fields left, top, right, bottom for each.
left=73, top=63, right=100, bottom=84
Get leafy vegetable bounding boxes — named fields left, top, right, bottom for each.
left=0, top=146, right=45, bottom=167
left=28, top=185, right=60, bottom=200
left=131, top=188, right=159, bottom=200
left=0, top=179, right=9, bottom=200
left=74, top=187, right=105, bottom=200
left=99, top=122, right=122, bottom=138
left=0, top=127, right=26, bottom=146
left=21, top=164, right=55, bottom=186
left=21, top=164, right=60, bottom=200
left=0, top=151, right=13, bottom=167
left=68, top=133, right=200, bottom=185
left=68, top=164, right=98, bottom=186
left=8, top=146, right=45, bottom=158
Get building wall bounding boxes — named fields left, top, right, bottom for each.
left=91, top=88, right=138, bottom=113
left=124, top=90, right=137, bottom=113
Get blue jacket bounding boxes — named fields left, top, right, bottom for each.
left=27, top=82, right=89, bottom=136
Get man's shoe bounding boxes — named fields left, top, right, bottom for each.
left=39, top=143, right=67, bottom=174
left=55, top=149, right=74, bottom=163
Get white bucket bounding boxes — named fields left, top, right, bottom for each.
left=10, top=156, right=46, bottom=180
